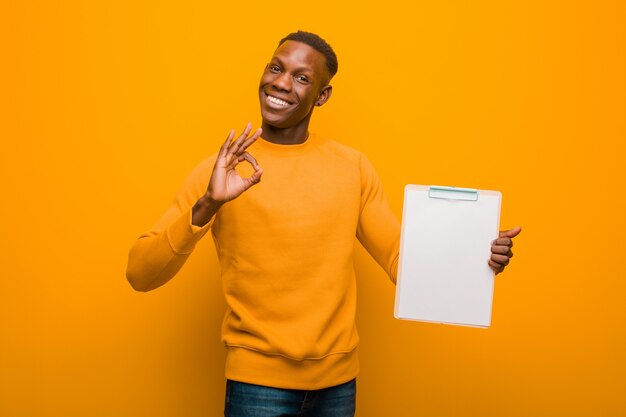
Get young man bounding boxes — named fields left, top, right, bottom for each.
left=126, top=31, right=521, bottom=417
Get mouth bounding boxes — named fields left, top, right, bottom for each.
left=264, top=92, right=293, bottom=109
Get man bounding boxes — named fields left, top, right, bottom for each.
left=126, top=31, right=521, bottom=417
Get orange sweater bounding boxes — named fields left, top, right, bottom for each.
left=126, top=133, right=400, bottom=389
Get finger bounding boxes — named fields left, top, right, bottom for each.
left=235, top=127, right=262, bottom=159
left=240, top=152, right=263, bottom=189
left=237, top=122, right=253, bottom=141
left=225, top=123, right=253, bottom=161
left=490, top=254, right=510, bottom=265
left=232, top=124, right=257, bottom=160
left=492, top=237, right=512, bottom=247
left=499, top=226, right=522, bottom=239
left=248, top=166, right=264, bottom=185
left=239, top=151, right=259, bottom=168
left=234, top=122, right=253, bottom=148
left=218, top=129, right=236, bottom=158
left=227, top=151, right=261, bottom=172
left=488, top=259, right=504, bottom=274
left=490, top=245, right=512, bottom=255
left=240, top=127, right=263, bottom=151
left=242, top=164, right=264, bottom=189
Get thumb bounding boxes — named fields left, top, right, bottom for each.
left=241, top=167, right=263, bottom=191
left=499, top=226, right=522, bottom=238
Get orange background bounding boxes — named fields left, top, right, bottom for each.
left=1, top=1, right=625, bottom=416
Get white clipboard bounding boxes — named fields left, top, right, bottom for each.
left=394, top=185, right=501, bottom=328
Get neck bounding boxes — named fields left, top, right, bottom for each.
left=260, top=120, right=311, bottom=145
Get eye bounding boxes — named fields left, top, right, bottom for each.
left=268, top=64, right=281, bottom=73
left=295, top=75, right=310, bottom=84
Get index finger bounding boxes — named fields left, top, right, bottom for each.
left=239, top=151, right=260, bottom=168
left=492, top=237, right=513, bottom=247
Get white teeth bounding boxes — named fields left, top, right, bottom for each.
left=267, top=95, right=290, bottom=106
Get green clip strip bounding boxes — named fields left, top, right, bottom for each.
left=428, top=185, right=479, bottom=201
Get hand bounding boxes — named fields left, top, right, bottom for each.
left=489, top=226, right=522, bottom=275
left=192, top=123, right=263, bottom=227
left=207, top=122, right=263, bottom=203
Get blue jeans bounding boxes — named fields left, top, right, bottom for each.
left=224, top=378, right=356, bottom=417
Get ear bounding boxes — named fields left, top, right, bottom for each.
left=315, top=85, right=333, bottom=107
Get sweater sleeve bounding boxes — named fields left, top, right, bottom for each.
left=355, top=154, right=401, bottom=284
left=125, top=156, right=216, bottom=291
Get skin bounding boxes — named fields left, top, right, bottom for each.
left=192, top=41, right=332, bottom=226
left=490, top=227, right=522, bottom=274
left=258, top=40, right=332, bottom=144
left=191, top=40, right=521, bottom=274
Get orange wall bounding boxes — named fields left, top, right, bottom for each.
left=1, top=1, right=625, bottom=416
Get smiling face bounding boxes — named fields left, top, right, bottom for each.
left=258, top=40, right=332, bottom=131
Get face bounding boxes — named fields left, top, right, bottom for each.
left=259, top=40, right=332, bottom=129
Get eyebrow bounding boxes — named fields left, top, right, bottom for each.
left=270, top=56, right=314, bottom=75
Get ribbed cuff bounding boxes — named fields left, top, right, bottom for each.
left=165, top=208, right=212, bottom=254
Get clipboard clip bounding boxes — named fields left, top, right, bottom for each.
left=428, top=185, right=479, bottom=201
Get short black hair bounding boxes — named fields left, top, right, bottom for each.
left=278, top=31, right=338, bottom=78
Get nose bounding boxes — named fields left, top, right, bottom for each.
left=272, top=72, right=292, bottom=92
